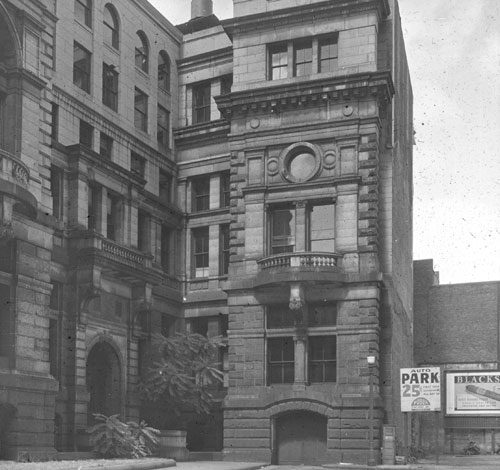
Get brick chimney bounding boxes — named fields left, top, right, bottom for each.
left=191, top=0, right=213, bottom=18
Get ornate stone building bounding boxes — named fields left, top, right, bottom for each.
left=0, top=0, right=413, bottom=464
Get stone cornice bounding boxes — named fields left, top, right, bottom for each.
left=215, top=71, right=395, bottom=119
left=173, top=119, right=230, bottom=148
left=221, top=0, right=390, bottom=39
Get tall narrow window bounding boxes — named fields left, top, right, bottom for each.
left=103, top=4, right=119, bottom=49
left=99, top=132, right=113, bottom=160
left=161, top=225, right=170, bottom=272
left=51, top=103, right=59, bottom=141
left=294, top=40, right=313, bottom=77
left=270, top=207, right=295, bottom=254
left=269, top=44, right=288, bottom=80
left=157, top=105, right=170, bottom=149
left=73, top=42, right=91, bottom=93
left=220, top=75, right=232, bottom=95
left=134, top=88, right=148, bottom=132
left=193, top=227, right=209, bottom=278
left=319, top=35, right=338, bottom=73
left=49, top=318, right=60, bottom=379
left=158, top=51, right=171, bottom=92
left=75, top=0, right=92, bottom=27
left=220, top=171, right=230, bottom=208
left=88, top=184, right=100, bottom=231
left=309, top=204, right=335, bottom=252
left=131, top=152, right=145, bottom=178
left=219, top=224, right=230, bottom=276
left=102, top=63, right=118, bottom=111
left=192, top=177, right=210, bottom=212
left=137, top=210, right=150, bottom=253
left=159, top=170, right=172, bottom=204
left=79, top=120, right=93, bottom=148
left=309, top=336, right=337, bottom=383
left=51, top=166, right=64, bottom=219
left=135, top=31, right=149, bottom=73
left=268, top=338, right=294, bottom=384
left=192, top=82, right=211, bottom=124
left=106, top=192, right=119, bottom=241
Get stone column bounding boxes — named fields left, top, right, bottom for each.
left=294, top=200, right=307, bottom=251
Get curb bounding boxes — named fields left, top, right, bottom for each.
left=75, top=459, right=176, bottom=470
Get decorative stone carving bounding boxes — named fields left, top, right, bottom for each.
left=289, top=283, right=304, bottom=310
left=323, top=150, right=336, bottom=170
left=12, top=162, right=29, bottom=187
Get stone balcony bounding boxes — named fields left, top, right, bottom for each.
left=0, top=149, right=37, bottom=217
left=70, top=232, right=164, bottom=285
left=255, top=251, right=344, bottom=287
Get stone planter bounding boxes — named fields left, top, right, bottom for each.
left=158, top=430, right=189, bottom=461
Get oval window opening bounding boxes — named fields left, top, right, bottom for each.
left=289, top=151, right=316, bottom=181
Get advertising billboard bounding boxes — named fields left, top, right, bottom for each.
left=400, top=367, right=441, bottom=412
left=446, top=371, right=500, bottom=415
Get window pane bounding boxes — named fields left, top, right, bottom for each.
left=271, top=208, right=295, bottom=253
left=319, top=35, right=339, bottom=73
left=75, top=0, right=92, bottom=27
left=103, top=5, right=118, bottom=49
left=134, top=88, right=148, bottom=131
left=310, top=204, right=335, bottom=252
left=73, top=43, right=91, bottom=92
left=270, top=45, right=288, bottom=80
left=135, top=32, right=149, bottom=72
left=158, top=52, right=170, bottom=91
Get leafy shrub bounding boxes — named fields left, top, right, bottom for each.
left=140, top=333, right=224, bottom=415
left=88, top=413, right=160, bottom=458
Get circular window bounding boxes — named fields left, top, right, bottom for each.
left=280, top=142, right=321, bottom=183
left=289, top=151, right=316, bottom=181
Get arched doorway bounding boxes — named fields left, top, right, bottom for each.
left=86, top=342, right=121, bottom=422
left=274, top=411, right=327, bottom=465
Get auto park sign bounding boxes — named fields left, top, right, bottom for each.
left=400, top=367, right=441, bottom=412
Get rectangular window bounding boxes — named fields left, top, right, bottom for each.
left=189, top=317, right=209, bottom=337
left=294, top=40, right=313, bottom=77
left=161, top=314, right=176, bottom=338
left=73, top=42, right=91, bottom=93
left=106, top=192, right=119, bottom=241
left=160, top=225, right=170, bottom=272
left=137, top=210, right=150, bottom=253
left=319, top=35, right=338, bottom=73
left=192, top=177, right=210, bottom=212
left=269, top=44, right=288, bottom=80
left=220, top=171, right=230, bottom=208
left=270, top=207, right=295, bottom=254
left=75, top=0, right=92, bottom=27
left=50, top=102, right=59, bottom=141
left=268, top=337, right=294, bottom=384
left=309, top=204, right=335, bottom=252
left=49, top=281, right=63, bottom=311
left=49, top=318, right=60, bottom=379
left=157, top=105, right=170, bottom=149
left=51, top=166, right=64, bottom=220
left=219, top=224, right=230, bottom=276
left=102, top=63, right=118, bottom=111
left=131, top=152, right=146, bottom=178
left=193, top=227, right=209, bottom=278
left=308, top=303, right=337, bottom=327
left=134, top=88, right=148, bottom=132
left=267, top=305, right=295, bottom=329
left=99, top=132, right=113, bottom=160
left=220, top=75, right=232, bottom=95
left=192, top=82, right=211, bottom=124
left=309, top=336, right=337, bottom=383
left=88, top=184, right=100, bottom=231
left=159, top=170, right=172, bottom=204
left=79, top=120, right=93, bottom=148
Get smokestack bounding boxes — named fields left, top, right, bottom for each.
left=191, top=0, right=213, bottom=19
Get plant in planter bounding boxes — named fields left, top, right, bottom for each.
left=87, top=413, right=160, bottom=458
left=139, top=332, right=225, bottom=460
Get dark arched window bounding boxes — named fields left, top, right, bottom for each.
left=158, top=51, right=171, bottom=92
left=103, top=4, right=119, bottom=50
left=135, top=31, right=149, bottom=73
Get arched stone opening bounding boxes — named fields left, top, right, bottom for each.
left=273, top=410, right=327, bottom=465
left=86, top=341, right=122, bottom=422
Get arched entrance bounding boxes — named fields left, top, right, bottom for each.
left=86, top=342, right=121, bottom=421
left=274, top=411, right=327, bottom=465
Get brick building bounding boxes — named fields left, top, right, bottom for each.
left=414, top=260, right=500, bottom=454
left=0, top=0, right=413, bottom=464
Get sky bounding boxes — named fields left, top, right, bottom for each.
left=149, top=0, right=500, bottom=284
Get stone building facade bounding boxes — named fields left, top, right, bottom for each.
left=0, top=0, right=413, bottom=464
left=414, top=260, right=500, bottom=454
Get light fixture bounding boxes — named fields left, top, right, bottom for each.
left=367, top=355, right=376, bottom=365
